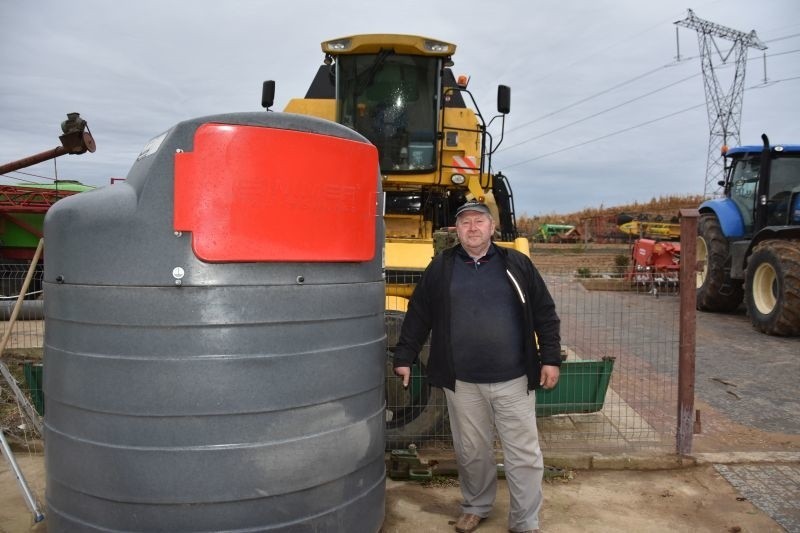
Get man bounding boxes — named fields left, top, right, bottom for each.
left=393, top=201, right=561, bottom=533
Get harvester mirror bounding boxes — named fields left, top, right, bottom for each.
left=262, top=80, right=275, bottom=110
left=497, top=85, right=510, bottom=115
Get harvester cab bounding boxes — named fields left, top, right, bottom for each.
left=697, top=134, right=800, bottom=335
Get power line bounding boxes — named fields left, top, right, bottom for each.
left=502, top=103, right=704, bottom=169
left=524, top=10, right=691, bottom=90
left=509, top=45, right=798, bottom=137
left=501, top=74, right=799, bottom=169
left=499, top=72, right=700, bottom=153
left=1, top=169, right=58, bottom=183
left=507, top=65, right=670, bottom=134
left=502, top=47, right=799, bottom=155
left=765, top=32, right=800, bottom=43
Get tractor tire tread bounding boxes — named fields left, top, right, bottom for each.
left=745, top=239, right=800, bottom=336
left=696, top=214, right=743, bottom=311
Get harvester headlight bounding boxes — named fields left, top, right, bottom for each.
left=451, top=174, right=466, bottom=185
left=425, top=40, right=452, bottom=53
left=325, top=39, right=351, bottom=52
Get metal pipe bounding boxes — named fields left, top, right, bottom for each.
left=0, top=430, right=45, bottom=522
left=0, top=147, right=66, bottom=175
left=677, top=209, right=699, bottom=455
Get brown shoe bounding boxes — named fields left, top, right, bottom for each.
left=455, top=513, right=483, bottom=532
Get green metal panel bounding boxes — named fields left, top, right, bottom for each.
left=536, top=357, right=615, bottom=416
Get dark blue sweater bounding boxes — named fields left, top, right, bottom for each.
left=450, top=246, right=526, bottom=383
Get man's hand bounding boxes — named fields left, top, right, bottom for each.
left=540, top=365, right=560, bottom=390
left=394, top=366, right=411, bottom=388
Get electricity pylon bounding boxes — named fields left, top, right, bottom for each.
left=675, top=9, right=767, bottom=196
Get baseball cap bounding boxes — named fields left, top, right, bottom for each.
left=455, top=201, right=491, bottom=218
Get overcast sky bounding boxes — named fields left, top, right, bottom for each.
left=1, top=0, right=798, bottom=215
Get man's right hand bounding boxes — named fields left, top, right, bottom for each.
left=393, top=366, right=411, bottom=388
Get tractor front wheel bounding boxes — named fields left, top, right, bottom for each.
left=745, top=239, right=800, bottom=336
left=696, top=214, right=743, bottom=311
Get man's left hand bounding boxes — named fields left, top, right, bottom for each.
left=540, top=365, right=560, bottom=390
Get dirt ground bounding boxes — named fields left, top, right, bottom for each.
left=385, top=466, right=784, bottom=533
left=0, top=453, right=784, bottom=533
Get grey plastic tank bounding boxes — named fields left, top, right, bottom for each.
left=43, top=112, right=385, bottom=531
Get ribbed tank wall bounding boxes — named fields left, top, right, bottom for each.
left=42, top=113, right=385, bottom=531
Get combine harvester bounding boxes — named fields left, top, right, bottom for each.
left=268, top=34, right=613, bottom=445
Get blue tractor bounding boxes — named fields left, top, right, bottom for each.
left=697, top=134, right=800, bottom=336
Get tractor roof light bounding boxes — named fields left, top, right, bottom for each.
left=457, top=75, right=470, bottom=89
left=451, top=174, right=466, bottom=185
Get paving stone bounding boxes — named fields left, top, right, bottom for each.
left=715, top=463, right=800, bottom=533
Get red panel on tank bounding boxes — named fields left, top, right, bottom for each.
left=174, top=123, right=378, bottom=262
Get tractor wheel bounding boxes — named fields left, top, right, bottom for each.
left=384, top=311, right=448, bottom=450
left=744, top=239, right=800, bottom=336
left=696, top=214, right=743, bottom=311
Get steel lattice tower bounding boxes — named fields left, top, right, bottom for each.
left=675, top=9, right=766, bottom=196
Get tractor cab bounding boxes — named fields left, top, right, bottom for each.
left=723, top=143, right=800, bottom=235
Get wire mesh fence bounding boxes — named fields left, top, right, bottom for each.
left=386, top=265, right=681, bottom=454
left=2, top=258, right=682, bottom=457
left=0, top=262, right=46, bottom=453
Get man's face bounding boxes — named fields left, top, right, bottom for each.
left=455, top=211, right=495, bottom=254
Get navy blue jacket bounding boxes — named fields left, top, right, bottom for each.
left=393, top=244, right=562, bottom=391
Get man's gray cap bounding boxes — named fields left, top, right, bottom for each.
left=455, top=201, right=491, bottom=218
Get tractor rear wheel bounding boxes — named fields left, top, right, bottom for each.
left=744, top=239, right=800, bottom=336
left=696, top=214, right=743, bottom=311
left=384, top=311, right=448, bottom=449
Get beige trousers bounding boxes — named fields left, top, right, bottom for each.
left=444, top=375, right=544, bottom=531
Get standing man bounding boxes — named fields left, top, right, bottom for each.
left=393, top=201, right=561, bottom=533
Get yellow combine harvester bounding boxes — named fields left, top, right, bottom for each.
left=266, top=34, right=528, bottom=445
left=272, top=34, right=528, bottom=310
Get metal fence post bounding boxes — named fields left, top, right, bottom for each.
left=677, top=209, right=699, bottom=455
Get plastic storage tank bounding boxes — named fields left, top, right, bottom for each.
left=43, top=112, right=385, bottom=531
